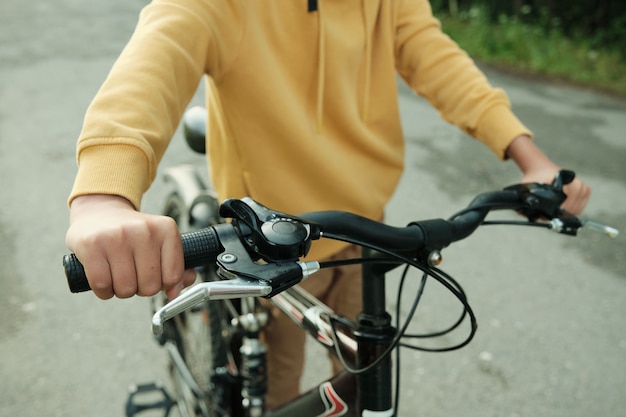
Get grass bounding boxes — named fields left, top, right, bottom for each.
left=435, top=8, right=626, bottom=97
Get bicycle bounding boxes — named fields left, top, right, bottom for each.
left=63, top=107, right=618, bottom=417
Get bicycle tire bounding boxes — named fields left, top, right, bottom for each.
left=158, top=192, right=236, bottom=417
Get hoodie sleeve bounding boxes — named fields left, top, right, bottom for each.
left=69, top=0, right=244, bottom=209
left=394, top=0, right=531, bottom=159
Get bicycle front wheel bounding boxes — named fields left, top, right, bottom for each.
left=157, top=192, right=238, bottom=417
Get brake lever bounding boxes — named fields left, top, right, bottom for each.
left=151, top=277, right=273, bottom=336
left=580, top=217, right=620, bottom=238
left=547, top=170, right=619, bottom=239
left=151, top=259, right=321, bottom=336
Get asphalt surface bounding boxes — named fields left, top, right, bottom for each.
left=1, top=1, right=625, bottom=416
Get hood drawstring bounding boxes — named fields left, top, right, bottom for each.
left=310, top=1, right=325, bottom=132
left=309, top=0, right=373, bottom=131
left=361, top=0, right=372, bottom=123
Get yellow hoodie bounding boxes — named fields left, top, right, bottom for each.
left=70, top=0, right=530, bottom=259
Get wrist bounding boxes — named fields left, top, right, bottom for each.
left=506, top=135, right=558, bottom=175
left=69, top=194, right=135, bottom=222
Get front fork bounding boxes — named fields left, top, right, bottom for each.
left=236, top=298, right=269, bottom=417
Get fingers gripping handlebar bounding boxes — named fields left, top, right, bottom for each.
left=64, top=171, right=608, bottom=295
left=63, top=226, right=224, bottom=293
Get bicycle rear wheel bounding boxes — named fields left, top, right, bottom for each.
left=156, top=192, right=239, bottom=417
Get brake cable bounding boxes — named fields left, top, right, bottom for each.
left=318, top=232, right=478, bottom=375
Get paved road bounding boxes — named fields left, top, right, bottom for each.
left=1, top=1, right=624, bottom=416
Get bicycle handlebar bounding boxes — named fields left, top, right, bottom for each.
left=63, top=170, right=617, bottom=294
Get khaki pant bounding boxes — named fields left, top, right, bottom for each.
left=261, top=244, right=363, bottom=409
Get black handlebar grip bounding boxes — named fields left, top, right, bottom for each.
left=180, top=226, right=223, bottom=269
left=63, top=226, right=223, bottom=294
left=63, top=253, right=91, bottom=293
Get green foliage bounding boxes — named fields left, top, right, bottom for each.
left=433, top=3, right=626, bottom=96
left=431, top=0, right=626, bottom=58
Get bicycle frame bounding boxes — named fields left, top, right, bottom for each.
left=269, top=254, right=398, bottom=416
left=267, top=284, right=361, bottom=417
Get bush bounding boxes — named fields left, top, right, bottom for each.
left=431, top=0, right=626, bottom=57
left=435, top=5, right=626, bottom=95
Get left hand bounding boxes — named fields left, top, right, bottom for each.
left=506, top=135, right=591, bottom=215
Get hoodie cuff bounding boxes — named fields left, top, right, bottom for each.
left=68, top=143, right=151, bottom=210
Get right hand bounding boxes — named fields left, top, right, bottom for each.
left=65, top=194, right=196, bottom=300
